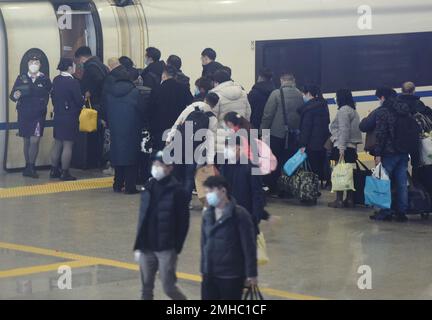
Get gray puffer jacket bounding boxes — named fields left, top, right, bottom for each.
left=330, top=105, right=362, bottom=151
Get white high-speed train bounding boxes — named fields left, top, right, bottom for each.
left=1, top=0, right=432, bottom=172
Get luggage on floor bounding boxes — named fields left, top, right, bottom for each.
left=353, top=160, right=372, bottom=205
left=290, top=163, right=320, bottom=203
left=406, top=174, right=431, bottom=215
left=331, top=161, right=355, bottom=192
left=283, top=149, right=307, bottom=177
left=364, top=164, right=391, bottom=209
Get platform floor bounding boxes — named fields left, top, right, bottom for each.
left=1, top=169, right=432, bottom=300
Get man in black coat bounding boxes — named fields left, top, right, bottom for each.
left=201, top=48, right=224, bottom=79
left=104, top=59, right=144, bottom=194
left=141, top=47, right=166, bottom=90
left=248, top=68, right=275, bottom=129
left=399, top=81, right=432, bottom=118
left=133, top=151, right=190, bottom=300
left=148, top=65, right=193, bottom=150
left=201, top=176, right=258, bottom=300
left=167, top=54, right=190, bottom=89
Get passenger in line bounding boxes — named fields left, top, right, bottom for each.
left=119, top=56, right=140, bottom=82
left=211, top=70, right=252, bottom=159
left=167, top=55, right=190, bottom=89
left=166, top=92, right=220, bottom=206
left=260, top=73, right=303, bottom=194
left=201, top=176, right=258, bottom=300
left=10, top=55, right=52, bottom=178
left=248, top=68, right=275, bottom=129
left=50, top=58, right=85, bottom=181
left=193, top=77, right=214, bottom=102
left=201, top=48, right=224, bottom=79
left=298, top=85, right=331, bottom=182
left=140, top=47, right=165, bottom=90
left=328, top=89, right=362, bottom=208
left=399, top=82, right=432, bottom=119
left=148, top=65, right=193, bottom=151
left=134, top=151, right=190, bottom=300
left=359, top=87, right=397, bottom=156
left=104, top=58, right=143, bottom=194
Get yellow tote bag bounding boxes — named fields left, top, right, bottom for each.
left=79, top=99, right=98, bottom=133
left=257, top=232, right=269, bottom=266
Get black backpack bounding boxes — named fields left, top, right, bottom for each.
left=178, top=106, right=215, bottom=152
left=392, top=102, right=421, bottom=154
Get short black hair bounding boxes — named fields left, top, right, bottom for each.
left=258, top=68, right=273, bottom=81
left=201, top=48, right=217, bottom=61
left=336, top=89, right=356, bottom=109
left=203, top=175, right=231, bottom=196
left=57, top=57, right=73, bottom=72
left=146, top=47, right=161, bottom=61
left=74, top=46, right=92, bottom=58
left=302, top=84, right=323, bottom=99
left=205, top=92, right=219, bottom=108
left=167, top=55, right=182, bottom=70
left=163, top=65, right=177, bottom=78
left=212, top=70, right=231, bottom=84
left=195, top=77, right=213, bottom=92
left=375, top=87, right=397, bottom=100
left=119, top=56, right=134, bottom=69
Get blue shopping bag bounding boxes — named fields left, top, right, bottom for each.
left=364, top=176, right=392, bottom=209
left=283, top=149, right=308, bottom=177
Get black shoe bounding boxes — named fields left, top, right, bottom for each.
left=113, top=186, right=124, bottom=193
left=125, top=189, right=140, bottom=195
left=60, top=170, right=77, bottom=181
left=394, top=214, right=408, bottom=223
left=370, top=212, right=393, bottom=221
left=50, top=167, right=61, bottom=179
left=23, top=164, right=39, bottom=179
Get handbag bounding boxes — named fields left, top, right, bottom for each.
left=243, top=285, right=264, bottom=301
left=331, top=160, right=355, bottom=192
left=279, top=88, right=290, bottom=149
left=353, top=160, right=372, bottom=205
left=257, top=232, right=269, bottom=266
left=283, top=149, right=308, bottom=177
left=364, top=164, right=391, bottom=209
left=290, top=161, right=320, bottom=202
left=79, top=98, right=98, bottom=133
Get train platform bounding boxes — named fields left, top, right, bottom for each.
left=1, top=169, right=432, bottom=300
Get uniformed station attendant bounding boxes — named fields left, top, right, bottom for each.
left=10, top=56, right=52, bottom=178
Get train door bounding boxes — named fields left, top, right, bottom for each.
left=0, top=1, right=60, bottom=171
left=0, top=11, right=6, bottom=173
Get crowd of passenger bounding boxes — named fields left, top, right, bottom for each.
left=9, top=46, right=432, bottom=300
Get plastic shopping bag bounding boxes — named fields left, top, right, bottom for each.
left=257, top=232, right=269, bottom=266
left=331, top=161, right=355, bottom=192
left=283, top=149, right=307, bottom=177
left=364, top=177, right=392, bottom=209
left=372, top=163, right=390, bottom=181
left=420, top=134, right=432, bottom=166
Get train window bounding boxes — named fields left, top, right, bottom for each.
left=54, top=1, right=103, bottom=78
left=19, top=48, right=49, bottom=76
left=256, top=32, right=432, bottom=93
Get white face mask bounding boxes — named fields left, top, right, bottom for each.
left=151, top=165, right=166, bottom=181
left=29, top=64, right=40, bottom=74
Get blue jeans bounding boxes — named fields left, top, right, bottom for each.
left=382, top=154, right=409, bottom=214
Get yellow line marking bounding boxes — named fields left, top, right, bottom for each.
left=0, top=177, right=113, bottom=199
left=0, top=260, right=97, bottom=278
left=0, top=242, right=324, bottom=300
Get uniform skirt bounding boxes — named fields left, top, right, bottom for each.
left=53, top=113, right=80, bottom=141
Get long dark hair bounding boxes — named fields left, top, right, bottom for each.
left=336, top=89, right=356, bottom=109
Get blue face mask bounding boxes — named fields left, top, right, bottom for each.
left=303, top=95, right=310, bottom=103
left=206, top=191, right=220, bottom=207
left=194, top=87, right=201, bottom=96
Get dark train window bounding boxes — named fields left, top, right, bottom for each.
left=256, top=32, right=432, bottom=93
left=19, top=48, right=49, bottom=76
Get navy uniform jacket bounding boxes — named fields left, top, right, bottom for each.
left=10, top=73, right=52, bottom=137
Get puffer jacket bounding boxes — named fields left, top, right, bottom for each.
left=211, top=80, right=252, bottom=152
left=330, top=105, right=363, bottom=151
left=248, top=80, right=275, bottom=129
left=260, top=84, right=304, bottom=139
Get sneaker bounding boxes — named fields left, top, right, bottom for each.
left=23, top=165, right=39, bottom=179
left=103, top=166, right=115, bottom=176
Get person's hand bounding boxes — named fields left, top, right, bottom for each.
left=245, top=277, right=258, bottom=287
left=375, top=156, right=381, bottom=166
left=13, top=90, right=21, bottom=100
left=300, top=147, right=306, bottom=154
left=134, top=250, right=141, bottom=262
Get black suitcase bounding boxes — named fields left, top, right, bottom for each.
left=353, top=160, right=372, bottom=205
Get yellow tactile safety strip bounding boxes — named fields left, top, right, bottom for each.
left=0, top=177, right=113, bottom=199
left=0, top=241, right=325, bottom=300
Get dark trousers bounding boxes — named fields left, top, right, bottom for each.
left=266, top=134, right=298, bottom=191
left=174, top=163, right=196, bottom=204
left=201, top=275, right=245, bottom=300
left=114, top=165, right=137, bottom=192
left=306, top=149, right=327, bottom=181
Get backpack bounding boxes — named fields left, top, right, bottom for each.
left=392, top=102, right=421, bottom=154
left=178, top=106, right=215, bottom=154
